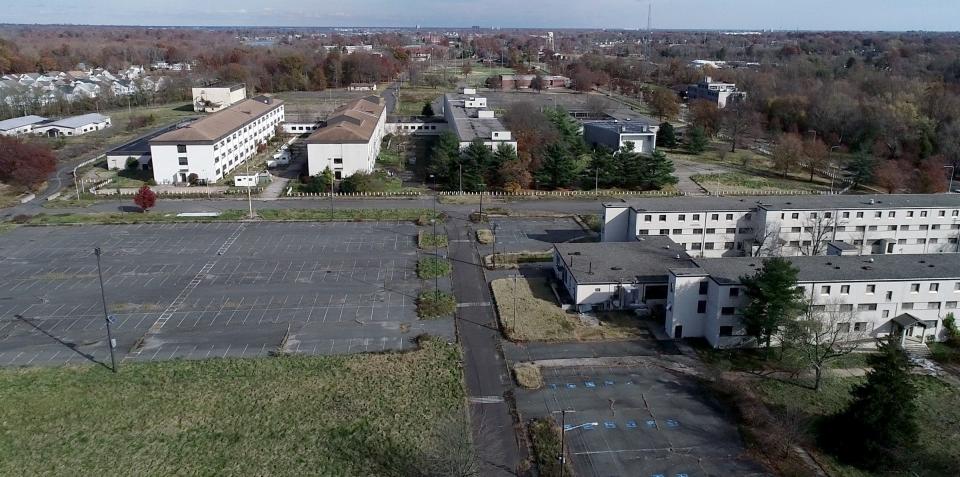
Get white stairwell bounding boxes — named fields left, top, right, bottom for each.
left=902, top=341, right=931, bottom=358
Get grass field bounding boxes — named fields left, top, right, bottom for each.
left=490, top=278, right=645, bottom=341
left=0, top=338, right=466, bottom=476
left=691, top=172, right=822, bottom=194
left=15, top=208, right=442, bottom=225
left=417, top=257, right=451, bottom=279
left=395, top=87, right=445, bottom=117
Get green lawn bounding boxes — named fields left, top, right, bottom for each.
left=691, top=172, right=822, bottom=194
left=417, top=257, right=451, bottom=279
left=395, top=87, right=445, bottom=116
left=0, top=339, right=466, bottom=476
left=24, top=210, right=248, bottom=225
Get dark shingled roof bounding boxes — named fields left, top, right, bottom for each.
left=151, top=96, right=282, bottom=143
left=607, top=194, right=960, bottom=213
left=554, top=236, right=695, bottom=285
left=306, top=96, right=384, bottom=144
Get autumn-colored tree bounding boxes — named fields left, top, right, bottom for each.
left=133, top=184, right=157, bottom=212
left=771, top=134, right=805, bottom=177
left=0, top=136, right=57, bottom=190
left=910, top=157, right=949, bottom=193
left=648, top=88, right=680, bottom=121
left=689, top=99, right=722, bottom=136
left=874, top=160, right=910, bottom=193
left=803, top=137, right=830, bottom=182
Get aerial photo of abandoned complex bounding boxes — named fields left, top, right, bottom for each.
left=1, top=1, right=959, bottom=476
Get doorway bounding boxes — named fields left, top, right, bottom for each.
left=674, top=325, right=683, bottom=339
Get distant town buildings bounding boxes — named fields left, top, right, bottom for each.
left=306, top=95, right=387, bottom=180
left=192, top=82, right=247, bottom=113
left=686, top=76, right=746, bottom=108
left=0, top=115, right=47, bottom=136
left=347, top=83, right=378, bottom=92
left=148, top=96, right=284, bottom=185
left=0, top=113, right=110, bottom=137
left=0, top=66, right=171, bottom=110
left=499, top=74, right=571, bottom=90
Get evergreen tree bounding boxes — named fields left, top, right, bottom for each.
left=823, top=338, right=918, bottom=470
left=637, top=150, right=679, bottom=190
left=616, top=145, right=645, bottom=189
left=489, top=143, right=518, bottom=189
left=587, top=146, right=619, bottom=189
left=421, top=102, right=435, bottom=116
left=657, top=122, right=678, bottom=148
left=535, top=143, right=577, bottom=189
left=739, top=258, right=806, bottom=349
left=451, top=139, right=489, bottom=192
left=546, top=106, right=588, bottom=157
left=848, top=153, right=875, bottom=188
left=428, top=132, right=461, bottom=186
left=686, top=126, right=709, bottom=154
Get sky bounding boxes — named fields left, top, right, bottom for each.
left=3, top=0, right=959, bottom=31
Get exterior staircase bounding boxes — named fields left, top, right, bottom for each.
left=902, top=340, right=931, bottom=358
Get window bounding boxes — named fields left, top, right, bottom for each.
left=791, top=227, right=801, bottom=233
left=930, top=283, right=940, bottom=292
left=697, top=301, right=707, bottom=313
left=719, top=326, right=734, bottom=337
left=866, top=284, right=876, bottom=294
left=724, top=242, right=734, bottom=249
left=178, top=157, right=188, bottom=166
left=659, top=214, right=667, bottom=221
left=875, top=211, right=882, bottom=218
left=660, top=229, right=669, bottom=235
left=792, top=213, right=800, bottom=219
left=890, top=225, right=899, bottom=231
left=837, top=322, right=851, bottom=333
left=176, top=144, right=186, bottom=153
left=705, top=242, right=715, bottom=250
left=811, top=305, right=826, bottom=312
left=729, top=288, right=740, bottom=297
left=692, top=243, right=702, bottom=250
left=869, top=225, right=878, bottom=231
left=692, top=214, right=700, bottom=221
left=673, top=229, right=682, bottom=235
left=858, top=304, right=878, bottom=311
left=856, top=226, right=866, bottom=232
left=644, top=215, right=652, bottom=222
left=929, top=302, right=941, bottom=309
left=839, top=304, right=854, bottom=312
left=854, top=322, right=871, bottom=332
left=821, top=285, right=831, bottom=295
left=705, top=228, right=714, bottom=234
left=886, top=291, right=893, bottom=300
left=902, top=302, right=914, bottom=310
left=888, top=211, right=895, bottom=218
left=678, top=214, right=686, bottom=221
left=940, top=210, right=947, bottom=217
left=595, top=288, right=601, bottom=292
left=841, top=285, right=850, bottom=294
left=842, top=212, right=850, bottom=218
left=726, top=214, right=734, bottom=220
left=907, top=211, right=915, bottom=218
left=947, top=301, right=958, bottom=309
left=638, top=229, right=649, bottom=235
left=721, top=307, right=736, bottom=315
left=333, top=158, right=343, bottom=164
left=856, top=212, right=864, bottom=218
left=911, top=283, right=920, bottom=293
left=711, top=214, right=719, bottom=220
left=825, top=212, right=833, bottom=218
left=699, top=282, right=709, bottom=295
left=917, top=239, right=926, bottom=245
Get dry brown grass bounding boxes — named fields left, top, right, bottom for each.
left=513, top=363, right=543, bottom=389
left=491, top=278, right=645, bottom=342
left=476, top=228, right=493, bottom=244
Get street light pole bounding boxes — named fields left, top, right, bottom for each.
left=945, top=165, right=955, bottom=194
left=595, top=167, right=599, bottom=196
left=491, top=223, right=498, bottom=269
left=94, top=247, right=117, bottom=373
left=459, top=163, right=463, bottom=193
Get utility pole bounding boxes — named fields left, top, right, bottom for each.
left=94, top=248, right=117, bottom=373
left=478, top=182, right=484, bottom=218
left=595, top=167, right=599, bottom=196
left=552, top=408, right=577, bottom=477
left=458, top=163, right=463, bottom=193
left=491, top=223, right=498, bottom=269
left=245, top=161, right=254, bottom=219
left=431, top=218, right=440, bottom=298
left=945, top=165, right=955, bottom=194
left=513, top=274, right=518, bottom=333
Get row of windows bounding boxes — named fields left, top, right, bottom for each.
left=643, top=213, right=741, bottom=222
left=820, top=282, right=960, bottom=296
left=783, top=209, right=960, bottom=220
left=639, top=227, right=752, bottom=236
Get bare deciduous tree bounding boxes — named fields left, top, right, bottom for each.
left=752, top=224, right=785, bottom=257
left=782, top=299, right=869, bottom=391
left=800, top=213, right=841, bottom=256
left=419, top=408, right=480, bottom=477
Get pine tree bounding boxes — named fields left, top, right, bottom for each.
left=451, top=139, right=489, bottom=192
left=686, top=126, right=709, bottom=154
left=616, top=145, right=644, bottom=189
left=739, top=258, right=806, bottom=349
left=657, top=122, right=678, bottom=148
left=823, top=338, right=918, bottom=470
left=535, top=143, right=576, bottom=189
left=637, top=150, right=678, bottom=190
left=421, top=102, right=435, bottom=116
left=428, top=132, right=461, bottom=187
left=587, top=147, right=619, bottom=189
left=489, top=143, right=518, bottom=189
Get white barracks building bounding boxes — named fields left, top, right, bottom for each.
left=602, top=194, right=960, bottom=258
left=306, top=96, right=386, bottom=180
left=149, top=96, right=284, bottom=184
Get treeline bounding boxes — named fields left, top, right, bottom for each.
left=419, top=106, right=676, bottom=192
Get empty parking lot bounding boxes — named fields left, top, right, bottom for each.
left=0, top=221, right=453, bottom=367
left=515, top=365, right=766, bottom=477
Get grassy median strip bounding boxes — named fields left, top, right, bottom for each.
left=0, top=338, right=466, bottom=476
left=491, top=277, right=645, bottom=341
left=418, top=230, right=449, bottom=249
left=417, top=291, right=456, bottom=319
left=417, top=257, right=451, bottom=279
left=257, top=208, right=441, bottom=222
left=475, top=228, right=493, bottom=244
left=15, top=209, right=443, bottom=226
left=529, top=418, right=573, bottom=477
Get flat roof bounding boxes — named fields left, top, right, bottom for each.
left=584, top=120, right=655, bottom=134
left=444, top=93, right=510, bottom=143
left=691, top=254, right=960, bottom=285
left=555, top=236, right=695, bottom=285
left=607, top=193, right=960, bottom=213
left=107, top=121, right=191, bottom=156
left=0, top=115, right=47, bottom=131
left=150, top=96, right=282, bottom=144
left=195, top=82, right=245, bottom=92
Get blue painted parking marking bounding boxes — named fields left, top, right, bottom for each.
left=585, top=381, right=597, bottom=388
left=549, top=383, right=558, bottom=390
left=604, top=421, right=616, bottom=429
left=566, top=383, right=577, bottom=389
left=676, top=473, right=689, bottom=477
left=645, top=420, right=657, bottom=429
left=583, top=423, right=596, bottom=430
left=625, top=380, right=635, bottom=385
left=626, top=420, right=638, bottom=429
left=651, top=474, right=665, bottom=477
left=666, top=419, right=680, bottom=428
left=604, top=380, right=615, bottom=386
left=563, top=424, right=573, bottom=431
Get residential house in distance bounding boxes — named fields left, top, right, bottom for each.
left=602, top=194, right=960, bottom=258
left=583, top=119, right=659, bottom=153
left=306, top=95, right=386, bottom=179
left=686, top=76, right=746, bottom=108
left=442, top=89, right=517, bottom=150
left=149, top=96, right=284, bottom=184
left=499, top=74, right=571, bottom=90
left=347, top=83, right=377, bottom=91
left=192, top=82, right=247, bottom=113
left=33, top=113, right=111, bottom=137
left=0, top=115, right=48, bottom=136
left=555, top=237, right=958, bottom=348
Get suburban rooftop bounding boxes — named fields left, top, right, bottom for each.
left=583, top=119, right=656, bottom=134
left=306, top=95, right=384, bottom=144
left=444, top=92, right=510, bottom=142
left=555, top=236, right=696, bottom=284
left=0, top=115, right=47, bottom=131
left=41, top=113, right=109, bottom=129
left=150, top=96, right=282, bottom=143
left=607, top=193, right=960, bottom=213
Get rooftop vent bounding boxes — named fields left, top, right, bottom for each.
left=868, top=258, right=875, bottom=263
left=611, top=266, right=623, bottom=271
left=920, top=260, right=926, bottom=264
left=675, top=254, right=681, bottom=259
left=834, top=266, right=841, bottom=270
left=863, top=266, right=873, bottom=270
left=869, top=199, right=876, bottom=204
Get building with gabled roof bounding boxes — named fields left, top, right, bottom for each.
left=305, top=95, right=386, bottom=179
left=0, top=115, right=48, bottom=136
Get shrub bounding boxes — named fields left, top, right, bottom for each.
left=11, top=214, right=32, bottom=224
left=529, top=418, right=573, bottom=477
left=417, top=257, right=451, bottom=279
left=417, top=291, right=456, bottom=319
left=418, top=230, right=448, bottom=249
left=513, top=363, right=543, bottom=389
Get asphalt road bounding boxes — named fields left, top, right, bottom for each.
left=447, top=218, right=523, bottom=476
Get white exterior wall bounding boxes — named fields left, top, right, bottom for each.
left=665, top=274, right=710, bottom=341
left=306, top=108, right=385, bottom=178
left=601, top=206, right=631, bottom=242
left=193, top=86, right=247, bottom=112
left=34, top=118, right=111, bottom=136
left=0, top=124, right=37, bottom=136
left=634, top=210, right=757, bottom=258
